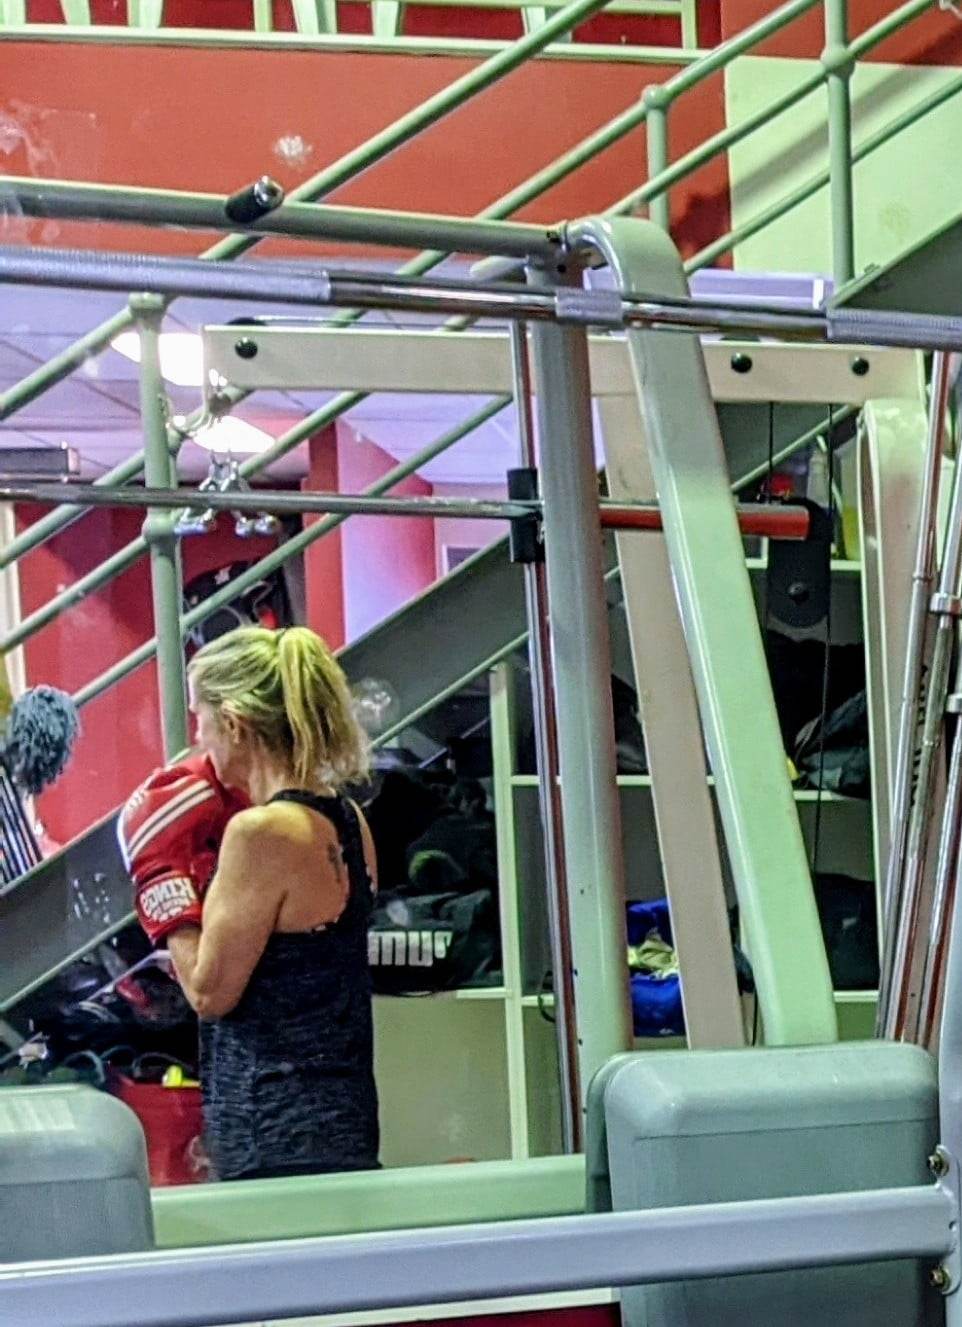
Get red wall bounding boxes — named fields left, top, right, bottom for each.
left=0, top=41, right=730, bottom=263
left=336, top=424, right=437, bottom=642
left=16, top=504, right=279, bottom=843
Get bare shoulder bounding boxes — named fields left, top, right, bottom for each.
left=221, top=805, right=292, bottom=849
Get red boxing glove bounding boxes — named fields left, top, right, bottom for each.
left=117, top=755, right=245, bottom=947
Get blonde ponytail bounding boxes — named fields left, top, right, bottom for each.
left=188, top=625, right=369, bottom=789
left=276, top=628, right=369, bottom=786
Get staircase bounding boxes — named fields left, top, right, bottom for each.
left=1, top=0, right=961, bottom=1036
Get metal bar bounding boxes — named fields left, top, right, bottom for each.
left=0, top=1187, right=953, bottom=1327
left=251, top=0, right=272, bottom=31
left=644, top=90, right=671, bottom=231
left=601, top=502, right=810, bottom=538
left=134, top=295, right=188, bottom=761
left=4, top=179, right=559, bottom=260
left=11, top=240, right=962, bottom=350
left=597, top=392, right=746, bottom=1051
left=919, top=647, right=962, bottom=1049
left=877, top=352, right=952, bottom=1038
left=510, top=321, right=580, bottom=1152
left=0, top=482, right=810, bottom=535
left=72, top=398, right=511, bottom=708
left=574, top=215, right=838, bottom=1046
left=823, top=0, right=855, bottom=286
left=488, top=664, right=532, bottom=1159
left=527, top=261, right=633, bottom=1102
left=0, top=24, right=700, bottom=58
left=0, top=486, right=529, bottom=523
left=847, top=0, right=933, bottom=60
left=890, top=416, right=962, bottom=1041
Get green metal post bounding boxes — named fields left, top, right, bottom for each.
left=133, top=294, right=188, bottom=760
left=823, top=0, right=855, bottom=286
left=526, top=258, right=633, bottom=1104
left=644, top=86, right=671, bottom=231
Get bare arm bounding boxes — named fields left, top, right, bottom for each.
left=168, top=810, right=283, bottom=1019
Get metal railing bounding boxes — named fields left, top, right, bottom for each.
left=0, top=0, right=953, bottom=752
left=0, top=0, right=700, bottom=49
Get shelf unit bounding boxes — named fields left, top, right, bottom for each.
left=375, top=557, right=875, bottom=1166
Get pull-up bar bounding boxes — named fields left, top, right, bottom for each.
left=1, top=482, right=811, bottom=540
left=0, top=244, right=957, bottom=351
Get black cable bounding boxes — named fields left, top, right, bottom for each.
left=809, top=409, right=836, bottom=877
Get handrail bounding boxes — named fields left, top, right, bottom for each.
left=0, top=0, right=824, bottom=576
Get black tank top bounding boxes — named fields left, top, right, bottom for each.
left=199, top=791, right=380, bottom=1181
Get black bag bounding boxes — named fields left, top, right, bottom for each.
left=368, top=889, right=501, bottom=994
left=794, top=689, right=870, bottom=797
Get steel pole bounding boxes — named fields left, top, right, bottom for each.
left=509, top=320, right=580, bottom=1151
left=133, top=295, right=188, bottom=760
left=877, top=353, right=952, bottom=1036
left=823, top=0, right=855, bottom=286
left=527, top=261, right=632, bottom=1107
left=5, top=179, right=557, bottom=260
left=919, top=648, right=962, bottom=1049
left=890, top=421, right=962, bottom=1041
left=643, top=88, right=671, bottom=231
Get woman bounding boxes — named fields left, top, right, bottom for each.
left=167, top=625, right=379, bottom=1182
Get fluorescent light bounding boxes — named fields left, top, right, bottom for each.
left=194, top=417, right=276, bottom=455
left=112, top=331, right=205, bottom=387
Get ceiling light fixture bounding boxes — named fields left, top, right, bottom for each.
left=111, top=331, right=205, bottom=387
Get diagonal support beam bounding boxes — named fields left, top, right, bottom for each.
left=572, top=214, right=837, bottom=1048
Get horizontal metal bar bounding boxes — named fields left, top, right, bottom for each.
left=601, top=501, right=809, bottom=539
left=6, top=242, right=961, bottom=350
left=0, top=482, right=810, bottom=538
left=2, top=178, right=559, bottom=260
left=204, top=326, right=917, bottom=403
left=0, top=484, right=529, bottom=522
left=0, top=1186, right=952, bottom=1327
left=0, top=22, right=703, bottom=61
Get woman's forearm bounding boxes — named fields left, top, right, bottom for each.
left=167, top=926, right=203, bottom=1008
